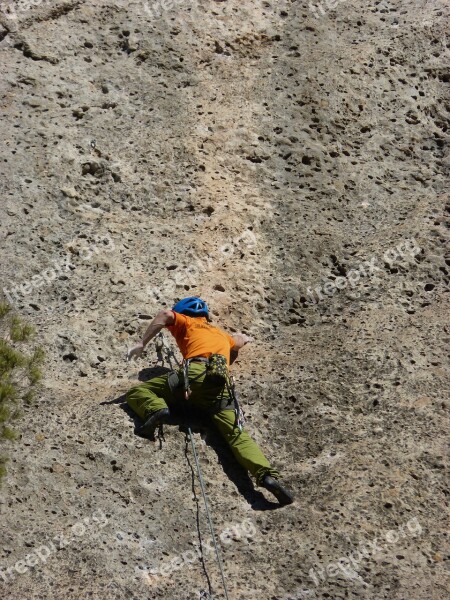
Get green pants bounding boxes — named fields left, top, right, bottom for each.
left=126, top=362, right=279, bottom=485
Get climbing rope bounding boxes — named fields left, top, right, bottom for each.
left=186, top=417, right=230, bottom=600
left=156, top=332, right=230, bottom=600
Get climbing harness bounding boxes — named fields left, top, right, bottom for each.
left=155, top=333, right=244, bottom=432
left=156, top=333, right=230, bottom=600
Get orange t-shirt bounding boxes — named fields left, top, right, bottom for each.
left=166, top=312, right=236, bottom=365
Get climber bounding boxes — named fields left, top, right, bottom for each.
left=126, top=296, right=294, bottom=506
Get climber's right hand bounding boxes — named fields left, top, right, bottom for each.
left=126, top=342, right=144, bottom=362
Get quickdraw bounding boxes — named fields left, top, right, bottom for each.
left=183, top=358, right=192, bottom=400
left=228, top=373, right=245, bottom=433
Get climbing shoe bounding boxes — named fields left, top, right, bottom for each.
left=137, top=408, right=171, bottom=438
left=262, top=475, right=294, bottom=506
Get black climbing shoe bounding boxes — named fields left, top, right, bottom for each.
left=262, top=475, right=294, bottom=506
left=137, top=408, right=170, bottom=438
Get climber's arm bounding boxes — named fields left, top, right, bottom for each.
left=126, top=310, right=175, bottom=361
left=141, top=310, right=175, bottom=347
left=231, top=333, right=253, bottom=350
left=229, top=333, right=253, bottom=365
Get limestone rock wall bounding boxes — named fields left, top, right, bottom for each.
left=0, top=1, right=448, bottom=599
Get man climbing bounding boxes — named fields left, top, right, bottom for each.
left=126, top=296, right=294, bottom=506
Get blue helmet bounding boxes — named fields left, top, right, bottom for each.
left=172, top=296, right=209, bottom=317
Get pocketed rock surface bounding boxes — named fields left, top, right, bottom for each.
left=0, top=1, right=448, bottom=599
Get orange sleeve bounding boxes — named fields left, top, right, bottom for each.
left=166, top=311, right=187, bottom=338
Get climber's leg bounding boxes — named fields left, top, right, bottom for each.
left=126, top=373, right=172, bottom=421
left=211, top=409, right=280, bottom=485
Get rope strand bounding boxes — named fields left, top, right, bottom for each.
left=187, top=423, right=230, bottom=600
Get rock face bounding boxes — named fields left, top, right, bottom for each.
left=0, top=1, right=448, bottom=599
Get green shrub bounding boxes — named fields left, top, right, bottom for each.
left=0, top=302, right=44, bottom=482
